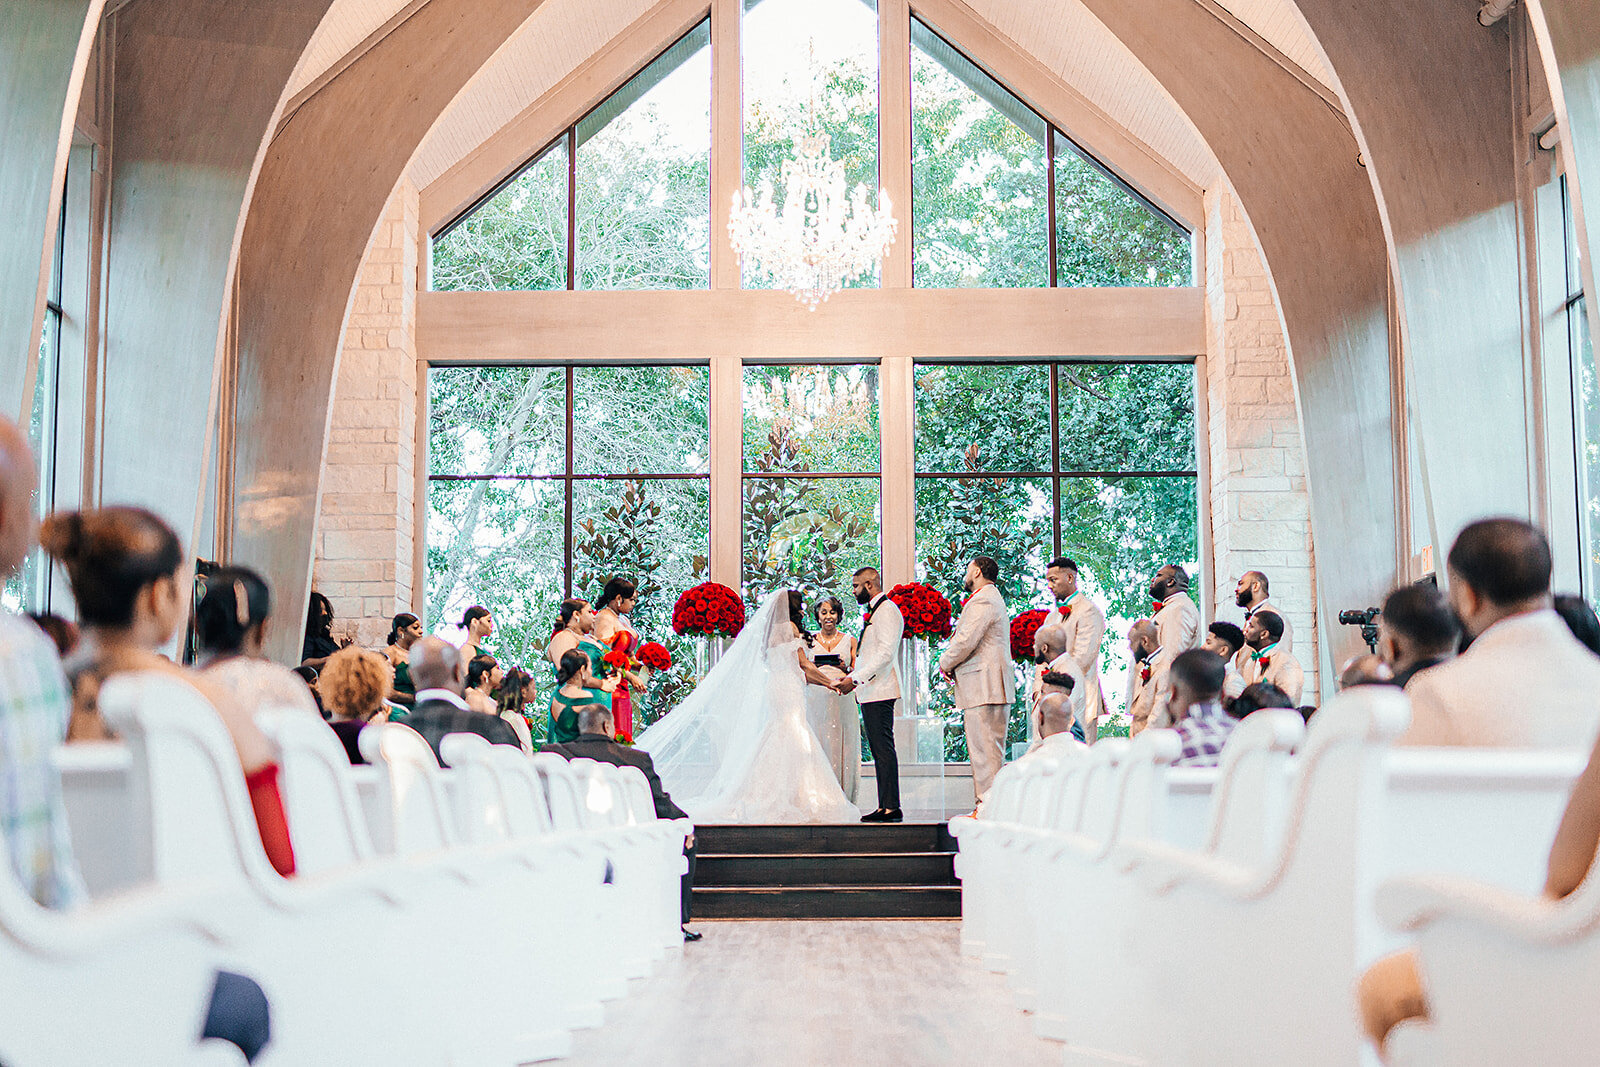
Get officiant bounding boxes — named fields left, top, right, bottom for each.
left=804, top=596, right=861, bottom=803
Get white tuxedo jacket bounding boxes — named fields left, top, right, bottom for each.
left=1046, top=596, right=1107, bottom=726
left=848, top=593, right=904, bottom=704
left=1401, top=609, right=1600, bottom=748
left=938, top=584, right=1015, bottom=709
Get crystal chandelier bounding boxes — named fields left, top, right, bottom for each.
left=728, top=132, right=898, bottom=310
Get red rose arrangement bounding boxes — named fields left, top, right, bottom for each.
left=1010, top=608, right=1049, bottom=663
left=671, top=582, right=746, bottom=637
left=638, top=641, right=672, bottom=671
left=886, top=582, right=954, bottom=639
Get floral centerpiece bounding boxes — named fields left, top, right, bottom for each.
left=637, top=642, right=672, bottom=671
left=671, top=582, right=746, bottom=637
left=1010, top=608, right=1049, bottom=663
left=885, top=581, right=954, bottom=639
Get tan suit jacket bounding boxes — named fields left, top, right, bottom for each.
left=938, top=584, right=1015, bottom=709
left=1047, top=597, right=1107, bottom=729
left=1127, top=659, right=1158, bottom=735
left=1401, top=610, right=1600, bottom=748
left=1240, top=646, right=1305, bottom=704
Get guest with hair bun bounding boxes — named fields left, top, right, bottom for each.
left=197, top=565, right=320, bottom=721
left=42, top=507, right=295, bottom=876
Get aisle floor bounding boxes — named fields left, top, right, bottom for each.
left=563, top=920, right=1063, bottom=1066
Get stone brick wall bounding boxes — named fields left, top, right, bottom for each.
left=1204, top=184, right=1320, bottom=701
left=311, top=178, right=420, bottom=649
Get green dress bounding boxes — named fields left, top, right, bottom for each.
left=548, top=636, right=615, bottom=743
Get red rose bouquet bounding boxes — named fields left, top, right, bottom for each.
left=671, top=582, right=746, bottom=637
left=638, top=641, right=672, bottom=671
left=886, top=582, right=954, bottom=639
left=1010, top=608, right=1049, bottom=663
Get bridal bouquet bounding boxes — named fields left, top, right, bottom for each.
left=638, top=641, right=672, bottom=671
left=671, top=582, right=746, bottom=637
left=1011, top=608, right=1049, bottom=663
left=886, top=582, right=954, bottom=639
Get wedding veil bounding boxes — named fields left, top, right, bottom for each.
left=635, top=589, right=795, bottom=815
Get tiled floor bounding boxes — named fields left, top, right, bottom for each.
left=562, top=920, right=1063, bottom=1066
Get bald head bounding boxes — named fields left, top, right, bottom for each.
left=1128, top=619, right=1158, bottom=660
left=1034, top=623, right=1067, bottom=663
left=409, top=636, right=464, bottom=694
left=0, top=416, right=37, bottom=579
left=1037, top=692, right=1075, bottom=739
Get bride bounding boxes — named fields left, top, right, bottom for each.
left=635, top=589, right=861, bottom=824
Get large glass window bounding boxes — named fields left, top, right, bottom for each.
left=910, top=18, right=1190, bottom=289
left=741, top=0, right=881, bottom=290
left=914, top=361, right=1198, bottom=756
left=742, top=364, right=882, bottom=607
left=431, top=21, right=712, bottom=292
left=1562, top=178, right=1600, bottom=606
left=426, top=365, right=711, bottom=730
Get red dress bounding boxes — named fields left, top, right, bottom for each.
left=605, top=630, right=639, bottom=743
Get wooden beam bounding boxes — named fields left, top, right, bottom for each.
left=709, top=0, right=740, bottom=289
left=278, top=0, right=433, bottom=129
left=416, top=286, right=1204, bottom=361
left=419, top=0, right=709, bottom=234
left=913, top=0, right=1204, bottom=230
left=879, top=0, right=913, bottom=288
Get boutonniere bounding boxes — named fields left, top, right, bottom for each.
left=1151, top=599, right=1165, bottom=614
left=1259, top=657, right=1271, bottom=670
left=1139, top=663, right=1152, bottom=683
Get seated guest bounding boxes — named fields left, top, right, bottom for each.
left=25, top=612, right=78, bottom=656
left=1554, top=593, right=1600, bottom=657
left=541, top=702, right=700, bottom=942
left=1029, top=624, right=1086, bottom=742
left=1339, top=653, right=1395, bottom=690
left=403, top=637, right=520, bottom=766
left=41, top=506, right=295, bottom=876
left=290, top=665, right=325, bottom=718
left=320, top=647, right=393, bottom=765
left=383, top=612, right=422, bottom=707
left=1402, top=518, right=1600, bottom=747
left=1166, top=649, right=1234, bottom=767
left=299, top=591, right=348, bottom=671
left=197, top=566, right=321, bottom=721
left=1203, top=621, right=1248, bottom=701
left=1359, top=703, right=1600, bottom=1057
left=1230, top=681, right=1295, bottom=719
left=1377, top=583, right=1459, bottom=688
left=1240, top=610, right=1304, bottom=704
left=463, top=653, right=503, bottom=716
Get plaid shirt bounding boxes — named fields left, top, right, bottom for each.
left=1170, top=701, right=1236, bottom=767
left=0, top=613, right=84, bottom=908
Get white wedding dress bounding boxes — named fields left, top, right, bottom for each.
left=636, top=590, right=861, bottom=824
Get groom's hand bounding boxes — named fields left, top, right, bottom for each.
left=835, top=677, right=856, bottom=694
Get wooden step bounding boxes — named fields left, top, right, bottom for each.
left=694, top=823, right=955, bottom=856
left=693, top=884, right=962, bottom=920
left=695, top=851, right=957, bottom=888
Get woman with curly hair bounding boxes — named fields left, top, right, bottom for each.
left=319, top=647, right=393, bottom=765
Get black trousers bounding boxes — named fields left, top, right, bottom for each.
left=860, top=698, right=900, bottom=809
left=201, top=970, right=272, bottom=1063
left=682, top=841, right=697, bottom=925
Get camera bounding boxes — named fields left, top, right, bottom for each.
left=1338, top=607, right=1380, bottom=627
left=1338, top=606, right=1382, bottom=653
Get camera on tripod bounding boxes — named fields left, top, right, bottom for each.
left=1338, top=607, right=1381, bottom=653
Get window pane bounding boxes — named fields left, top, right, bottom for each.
left=915, top=363, right=1050, bottom=473
left=742, top=0, right=881, bottom=290
left=429, top=366, right=567, bottom=477
left=914, top=475, right=1050, bottom=607
left=1056, top=363, right=1195, bottom=472
left=911, top=19, right=1047, bottom=289
left=1574, top=299, right=1600, bottom=604
left=1053, top=137, right=1191, bottom=287
left=575, top=22, right=712, bottom=291
left=426, top=476, right=564, bottom=670
left=572, top=365, right=709, bottom=475
left=2, top=315, right=57, bottom=613
left=573, top=477, right=709, bottom=730
left=743, top=364, right=880, bottom=473
left=1059, top=475, right=1198, bottom=622
left=431, top=142, right=567, bottom=292
left=743, top=476, right=881, bottom=607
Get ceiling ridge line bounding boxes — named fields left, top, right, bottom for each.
left=1188, top=0, right=1350, bottom=129
left=276, top=0, right=437, bottom=137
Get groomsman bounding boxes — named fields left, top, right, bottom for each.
left=838, top=567, right=904, bottom=823
left=1043, top=556, right=1107, bottom=741
left=1126, top=619, right=1160, bottom=735
left=1240, top=609, right=1304, bottom=704
left=1148, top=564, right=1202, bottom=729
left=939, top=556, right=1015, bottom=809
left=1234, top=569, right=1293, bottom=660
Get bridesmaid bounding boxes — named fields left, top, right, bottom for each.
left=548, top=649, right=616, bottom=745
left=805, top=596, right=862, bottom=802
left=383, top=612, right=422, bottom=708
left=592, top=578, right=643, bottom=741
left=458, top=605, right=493, bottom=661
left=547, top=599, right=615, bottom=740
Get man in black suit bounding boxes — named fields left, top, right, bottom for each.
left=541, top=703, right=700, bottom=942
left=403, top=637, right=521, bottom=766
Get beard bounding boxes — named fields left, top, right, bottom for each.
left=1235, top=589, right=1253, bottom=608
left=1035, top=651, right=1052, bottom=665
left=963, top=577, right=975, bottom=593
left=855, top=588, right=872, bottom=605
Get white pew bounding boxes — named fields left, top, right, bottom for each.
left=604, top=761, right=693, bottom=954
left=1376, top=847, right=1600, bottom=1066
left=99, top=673, right=451, bottom=1065
left=53, top=742, right=143, bottom=898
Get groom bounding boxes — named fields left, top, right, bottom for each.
left=836, top=566, right=904, bottom=823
